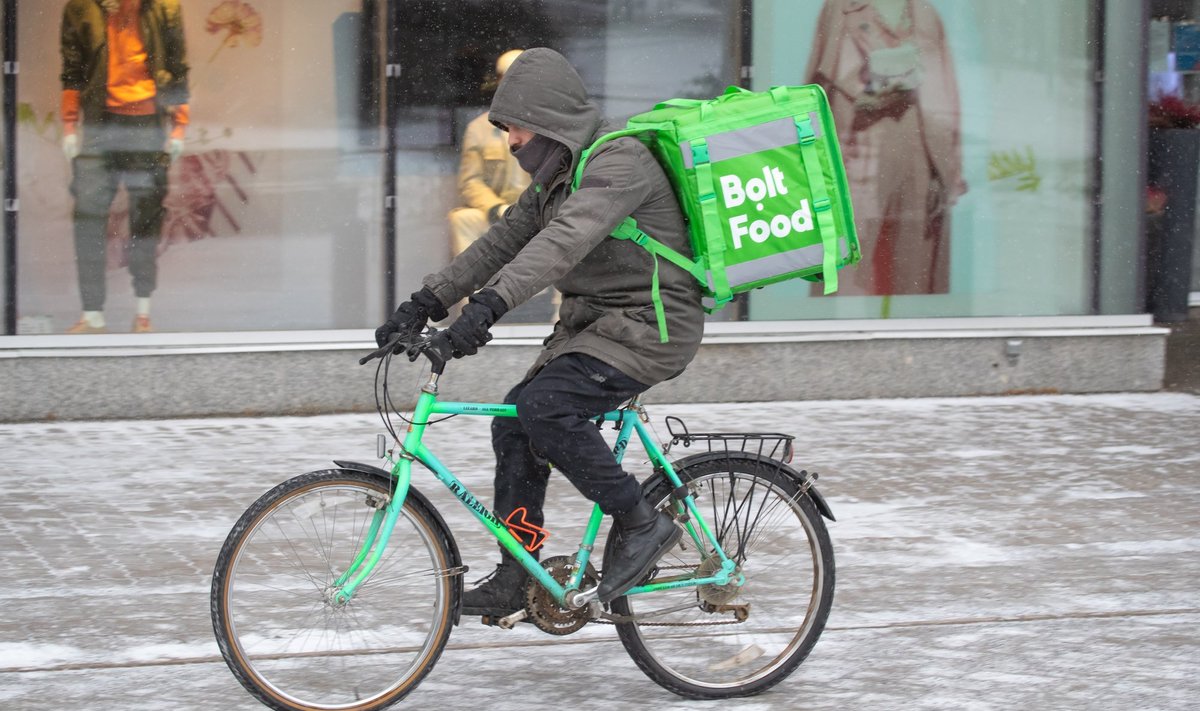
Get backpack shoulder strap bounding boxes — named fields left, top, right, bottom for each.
left=610, top=217, right=707, bottom=343
left=572, top=124, right=709, bottom=343
left=572, top=128, right=653, bottom=191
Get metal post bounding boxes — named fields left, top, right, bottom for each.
left=381, top=0, right=399, bottom=317
left=735, top=0, right=754, bottom=322
left=3, top=0, right=17, bottom=335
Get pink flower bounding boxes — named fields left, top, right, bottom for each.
left=206, top=1, right=263, bottom=62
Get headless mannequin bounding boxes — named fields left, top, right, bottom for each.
left=872, top=0, right=909, bottom=30
left=62, top=0, right=187, bottom=334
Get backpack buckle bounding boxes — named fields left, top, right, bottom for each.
left=796, top=119, right=816, bottom=145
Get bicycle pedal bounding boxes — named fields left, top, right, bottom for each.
left=479, top=614, right=503, bottom=627
left=479, top=610, right=529, bottom=629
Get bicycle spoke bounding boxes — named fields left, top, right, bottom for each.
left=612, top=460, right=834, bottom=698
left=213, top=472, right=455, bottom=710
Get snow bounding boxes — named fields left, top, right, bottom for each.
left=0, top=392, right=1197, bottom=709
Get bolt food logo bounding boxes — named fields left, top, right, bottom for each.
left=719, top=165, right=814, bottom=250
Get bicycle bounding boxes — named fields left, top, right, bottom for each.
left=210, top=330, right=837, bottom=710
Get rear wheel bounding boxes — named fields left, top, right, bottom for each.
left=211, top=469, right=457, bottom=711
left=609, top=456, right=835, bottom=699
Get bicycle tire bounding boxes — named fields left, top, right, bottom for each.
left=608, top=454, right=835, bottom=699
left=211, top=469, right=458, bottom=711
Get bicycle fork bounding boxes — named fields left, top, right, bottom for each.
left=328, top=457, right=414, bottom=606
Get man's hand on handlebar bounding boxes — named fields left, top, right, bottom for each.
left=374, top=287, right=449, bottom=352
left=362, top=288, right=507, bottom=368
left=358, top=327, right=455, bottom=370
left=430, top=288, right=509, bottom=359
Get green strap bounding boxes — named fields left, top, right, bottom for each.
left=657, top=98, right=703, bottom=109
left=573, top=126, right=710, bottom=343
left=794, top=116, right=839, bottom=294
left=611, top=218, right=668, bottom=342
left=610, top=216, right=709, bottom=343
left=690, top=138, right=733, bottom=306
left=611, top=217, right=706, bottom=282
left=573, top=128, right=649, bottom=191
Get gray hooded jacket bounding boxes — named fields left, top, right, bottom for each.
left=423, top=48, right=704, bottom=386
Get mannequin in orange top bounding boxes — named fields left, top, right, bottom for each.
left=60, top=0, right=190, bottom=333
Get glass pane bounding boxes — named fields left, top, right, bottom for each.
left=391, top=0, right=740, bottom=324
left=17, top=0, right=384, bottom=334
left=749, top=0, right=1098, bottom=320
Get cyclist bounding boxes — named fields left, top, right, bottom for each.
left=375, top=47, right=704, bottom=616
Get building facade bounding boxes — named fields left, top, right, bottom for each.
left=0, top=1, right=1170, bottom=420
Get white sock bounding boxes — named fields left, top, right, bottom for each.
left=136, top=298, right=151, bottom=317
left=83, top=310, right=105, bottom=328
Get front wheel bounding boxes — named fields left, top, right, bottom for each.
left=609, top=456, right=835, bottom=699
left=211, top=469, right=458, bottom=711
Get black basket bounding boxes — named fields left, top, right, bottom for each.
left=663, top=415, right=794, bottom=464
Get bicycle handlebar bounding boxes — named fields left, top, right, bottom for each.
left=358, top=329, right=452, bottom=374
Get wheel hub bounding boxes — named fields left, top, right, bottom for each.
left=696, top=555, right=741, bottom=606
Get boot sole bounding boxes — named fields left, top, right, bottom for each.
left=598, top=524, right=683, bottom=604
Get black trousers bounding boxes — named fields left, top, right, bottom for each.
left=70, top=113, right=169, bottom=310
left=490, top=353, right=650, bottom=557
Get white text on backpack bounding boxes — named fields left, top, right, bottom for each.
left=719, top=166, right=814, bottom=250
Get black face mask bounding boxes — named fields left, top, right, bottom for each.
left=513, top=133, right=569, bottom=186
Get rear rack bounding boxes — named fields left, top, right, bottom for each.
left=663, top=416, right=794, bottom=463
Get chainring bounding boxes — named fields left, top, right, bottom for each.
left=524, top=555, right=600, bottom=636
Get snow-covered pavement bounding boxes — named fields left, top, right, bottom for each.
left=1, top=393, right=1198, bottom=710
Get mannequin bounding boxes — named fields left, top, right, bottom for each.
left=806, top=0, right=966, bottom=296
left=448, top=49, right=530, bottom=256
left=60, top=0, right=190, bottom=333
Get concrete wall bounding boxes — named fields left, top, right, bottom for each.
left=0, top=317, right=1167, bottom=422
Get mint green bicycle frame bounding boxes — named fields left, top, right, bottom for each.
left=331, top=370, right=740, bottom=608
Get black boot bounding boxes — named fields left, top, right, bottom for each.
left=461, top=554, right=531, bottom=617
left=598, top=498, right=682, bottom=603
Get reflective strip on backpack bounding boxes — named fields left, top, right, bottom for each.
left=719, top=238, right=852, bottom=289
left=680, top=115, right=819, bottom=169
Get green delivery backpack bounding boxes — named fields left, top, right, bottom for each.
left=572, top=84, right=860, bottom=342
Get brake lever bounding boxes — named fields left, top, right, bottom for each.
left=359, top=332, right=403, bottom=365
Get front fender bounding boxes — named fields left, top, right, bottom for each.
left=644, top=451, right=836, bottom=522
left=332, top=460, right=466, bottom=623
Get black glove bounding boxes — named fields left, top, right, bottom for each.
left=431, top=288, right=509, bottom=358
left=375, top=287, right=449, bottom=348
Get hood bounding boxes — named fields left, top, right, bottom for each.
left=488, top=48, right=604, bottom=168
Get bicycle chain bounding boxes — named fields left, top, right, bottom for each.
left=590, top=563, right=746, bottom=628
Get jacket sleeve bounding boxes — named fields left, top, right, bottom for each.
left=457, top=119, right=505, bottom=213
left=60, top=2, right=86, bottom=91
left=157, top=0, right=190, bottom=106
left=422, top=182, right=540, bottom=308
left=483, top=138, right=653, bottom=309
